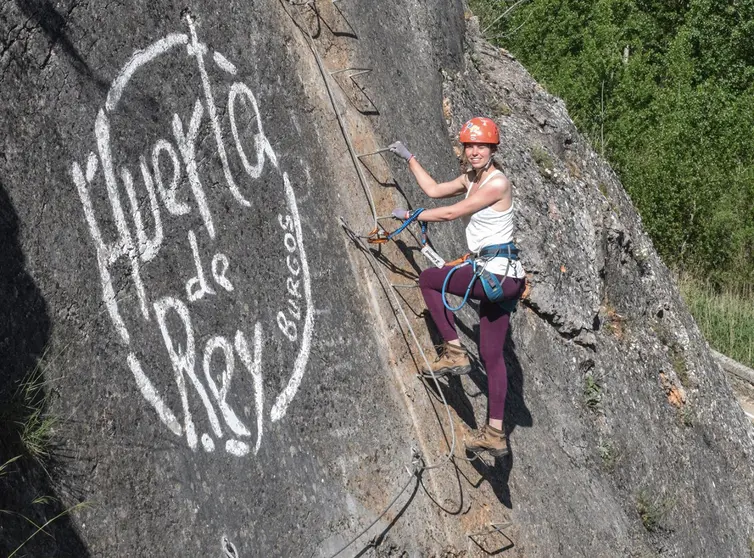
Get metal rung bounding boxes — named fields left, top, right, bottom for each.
left=468, top=522, right=513, bottom=538
left=467, top=521, right=514, bottom=555
left=348, top=69, right=371, bottom=78
left=357, top=147, right=391, bottom=158
left=330, top=67, right=372, bottom=76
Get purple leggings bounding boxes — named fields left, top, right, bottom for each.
left=419, top=265, right=525, bottom=421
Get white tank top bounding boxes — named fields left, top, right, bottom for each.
left=464, top=169, right=525, bottom=278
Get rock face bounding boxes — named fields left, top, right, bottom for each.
left=1, top=1, right=752, bottom=557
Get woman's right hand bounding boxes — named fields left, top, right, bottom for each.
left=388, top=141, right=413, bottom=161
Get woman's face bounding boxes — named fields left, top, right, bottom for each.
left=464, top=143, right=494, bottom=170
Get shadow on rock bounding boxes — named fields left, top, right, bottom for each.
left=14, top=0, right=108, bottom=90
left=503, top=332, right=533, bottom=431
left=464, top=323, right=532, bottom=509
left=0, top=181, right=90, bottom=557
left=352, top=472, right=421, bottom=558
left=305, top=0, right=358, bottom=40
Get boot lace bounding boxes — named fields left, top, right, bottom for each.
left=432, top=344, right=448, bottom=362
left=469, top=425, right=488, bottom=441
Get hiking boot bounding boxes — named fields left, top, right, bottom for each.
left=422, top=342, right=471, bottom=377
left=464, top=425, right=509, bottom=457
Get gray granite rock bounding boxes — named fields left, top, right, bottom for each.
left=0, top=2, right=751, bottom=557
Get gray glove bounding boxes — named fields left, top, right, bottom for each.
left=388, top=141, right=413, bottom=162
left=392, top=208, right=410, bottom=220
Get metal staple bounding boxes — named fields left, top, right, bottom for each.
left=283, top=0, right=378, bottom=228
left=280, top=2, right=484, bottom=555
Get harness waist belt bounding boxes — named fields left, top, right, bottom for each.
left=476, top=242, right=519, bottom=261
left=441, top=241, right=522, bottom=313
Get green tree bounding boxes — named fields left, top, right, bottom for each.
left=472, top=0, right=754, bottom=286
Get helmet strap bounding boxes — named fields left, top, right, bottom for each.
left=472, top=153, right=493, bottom=181
left=482, top=156, right=493, bottom=172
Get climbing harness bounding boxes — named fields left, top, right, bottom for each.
left=441, top=242, right=520, bottom=313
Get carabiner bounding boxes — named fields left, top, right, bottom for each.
left=366, top=226, right=390, bottom=244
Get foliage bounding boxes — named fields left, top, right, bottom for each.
left=584, top=372, right=603, bottom=412
left=598, top=439, right=618, bottom=471
left=470, top=0, right=754, bottom=289
left=679, top=275, right=754, bottom=367
left=531, top=145, right=555, bottom=176
left=677, top=405, right=694, bottom=427
left=636, top=489, right=674, bottom=532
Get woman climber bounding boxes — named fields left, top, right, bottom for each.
left=387, top=117, right=525, bottom=458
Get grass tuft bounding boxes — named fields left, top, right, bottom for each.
left=0, top=455, right=21, bottom=478
left=677, top=406, right=694, bottom=428
left=636, top=490, right=674, bottom=532
left=584, top=373, right=603, bottom=412
left=679, top=275, right=754, bottom=369
left=531, top=145, right=555, bottom=177
left=598, top=439, right=618, bottom=471
left=672, top=350, right=691, bottom=388
left=19, top=407, right=58, bottom=463
left=601, top=303, right=626, bottom=339
left=11, top=364, right=59, bottom=464
left=495, top=100, right=512, bottom=116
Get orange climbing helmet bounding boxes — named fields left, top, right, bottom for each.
left=459, top=117, right=499, bottom=145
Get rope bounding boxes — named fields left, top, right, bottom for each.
left=366, top=211, right=429, bottom=246
left=441, top=261, right=476, bottom=312
left=386, top=208, right=425, bottom=242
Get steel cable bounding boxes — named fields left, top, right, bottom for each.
left=279, top=3, right=481, bottom=555
left=282, top=0, right=460, bottom=470
left=281, top=0, right=378, bottom=228
left=340, top=218, right=459, bottom=469
left=324, top=456, right=422, bottom=558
